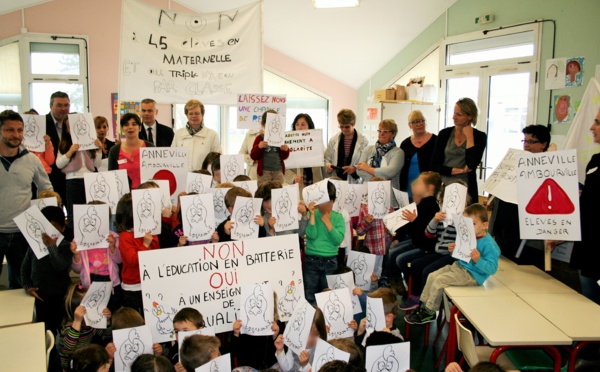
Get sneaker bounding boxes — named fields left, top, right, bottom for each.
left=404, top=306, right=436, bottom=325
left=399, top=296, right=420, bottom=311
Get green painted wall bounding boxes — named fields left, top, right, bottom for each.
left=357, top=0, right=600, bottom=137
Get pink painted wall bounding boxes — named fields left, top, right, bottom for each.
left=0, top=0, right=356, bottom=136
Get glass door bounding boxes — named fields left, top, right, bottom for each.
left=442, top=72, right=481, bottom=130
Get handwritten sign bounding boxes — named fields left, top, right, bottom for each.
left=119, top=0, right=262, bottom=104
left=140, top=147, right=188, bottom=206
left=139, top=234, right=304, bottom=334
left=21, top=114, right=46, bottom=152
left=516, top=149, right=581, bottom=240
left=482, top=148, right=524, bottom=204
left=284, top=129, right=324, bottom=168
left=73, top=204, right=110, bottom=250
left=132, top=188, right=163, bottom=238
left=451, top=214, right=476, bottom=263
left=237, top=94, right=286, bottom=130
left=68, top=113, right=98, bottom=150
left=383, top=202, right=417, bottom=233
left=14, top=205, right=64, bottom=260
left=180, top=194, right=215, bottom=242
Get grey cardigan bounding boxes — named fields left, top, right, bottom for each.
left=356, top=145, right=404, bottom=191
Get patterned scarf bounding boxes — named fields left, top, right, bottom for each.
left=369, top=140, right=397, bottom=168
left=186, top=122, right=203, bottom=136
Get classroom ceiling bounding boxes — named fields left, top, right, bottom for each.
left=0, top=0, right=456, bottom=89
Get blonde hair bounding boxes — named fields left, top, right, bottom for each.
left=379, top=119, right=397, bottom=135
left=408, top=110, right=425, bottom=124
left=94, top=116, right=109, bottom=129
left=37, top=190, right=63, bottom=208
left=456, top=98, right=478, bottom=126
left=337, top=109, right=356, bottom=125
left=184, top=99, right=205, bottom=115
left=224, top=186, right=252, bottom=209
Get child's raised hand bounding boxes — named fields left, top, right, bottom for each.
left=74, top=305, right=86, bottom=322
left=254, top=214, right=264, bottom=227
left=41, top=233, right=58, bottom=247
left=370, top=273, right=378, bottom=283
left=152, top=343, right=162, bottom=356
left=307, top=201, right=316, bottom=214
left=272, top=321, right=280, bottom=338
left=268, top=216, right=276, bottom=229
left=321, top=210, right=331, bottom=225
left=43, top=135, right=51, bottom=143
left=434, top=211, right=446, bottom=223
left=142, top=232, right=153, bottom=248
left=233, top=319, right=242, bottom=336
left=448, top=242, right=456, bottom=253
left=211, top=231, right=219, bottom=243
left=402, top=208, right=417, bottom=222
left=299, top=350, right=310, bottom=367
left=470, top=248, right=480, bottom=263
left=70, top=241, right=79, bottom=256
left=27, top=287, right=44, bottom=302
left=69, top=144, right=80, bottom=154
left=274, top=334, right=284, bottom=353
left=106, top=235, right=116, bottom=252
left=224, top=220, right=233, bottom=235
left=358, top=317, right=367, bottom=335
left=178, top=235, right=188, bottom=247
left=445, top=362, right=464, bottom=372
left=174, top=362, right=186, bottom=372
left=348, top=319, right=358, bottom=331
left=298, top=201, right=307, bottom=218
left=365, top=214, right=374, bottom=224
left=352, top=287, right=363, bottom=296
left=105, top=342, right=116, bottom=361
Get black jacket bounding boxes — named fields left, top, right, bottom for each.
left=45, top=113, right=67, bottom=199
left=393, top=196, right=440, bottom=252
left=399, top=134, right=437, bottom=191
left=139, top=121, right=174, bottom=147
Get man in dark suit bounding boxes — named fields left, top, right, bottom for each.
left=45, top=91, right=70, bottom=204
left=139, top=98, right=174, bottom=147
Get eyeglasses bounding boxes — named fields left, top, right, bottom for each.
left=409, top=119, right=426, bottom=125
left=377, top=129, right=392, bottom=134
left=522, top=139, right=541, bottom=145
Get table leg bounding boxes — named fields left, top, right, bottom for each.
left=568, top=341, right=598, bottom=372
left=445, top=305, right=459, bottom=365
left=490, top=345, right=562, bottom=372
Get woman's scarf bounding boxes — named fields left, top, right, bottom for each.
left=369, top=140, right=397, bottom=168
left=186, top=122, right=203, bottom=136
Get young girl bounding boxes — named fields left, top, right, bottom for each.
left=56, top=116, right=103, bottom=227
left=388, top=172, right=442, bottom=294
left=201, top=151, right=221, bottom=174
left=171, top=192, right=219, bottom=248
left=94, top=116, right=115, bottom=160
left=58, top=284, right=112, bottom=370
left=250, top=110, right=290, bottom=185
left=71, top=201, right=122, bottom=312
left=68, top=344, right=111, bottom=372
left=115, top=193, right=159, bottom=314
left=356, top=177, right=395, bottom=277
left=274, top=306, right=327, bottom=372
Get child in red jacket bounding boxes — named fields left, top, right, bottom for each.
left=250, top=110, right=290, bottom=185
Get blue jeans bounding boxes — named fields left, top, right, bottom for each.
left=396, top=248, right=427, bottom=282
left=303, top=255, right=337, bottom=305
left=0, top=232, right=28, bottom=289
left=579, top=271, right=600, bottom=305
left=386, top=239, right=413, bottom=279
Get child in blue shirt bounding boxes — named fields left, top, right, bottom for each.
left=405, top=203, right=499, bottom=324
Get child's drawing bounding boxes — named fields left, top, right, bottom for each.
left=231, top=197, right=261, bottom=240
left=264, top=113, right=285, bottom=147
left=302, top=179, right=329, bottom=206
left=313, top=339, right=350, bottom=371
left=145, top=299, right=178, bottom=342
left=186, top=172, right=212, bottom=194
left=273, top=186, right=298, bottom=232
left=382, top=203, right=417, bottom=233
left=209, top=188, right=230, bottom=225
left=240, top=283, right=274, bottom=336
left=84, top=172, right=120, bottom=212
left=366, top=297, right=385, bottom=334
left=30, top=197, right=58, bottom=210
left=113, top=325, right=152, bottom=372
left=25, top=212, right=46, bottom=253
left=283, top=298, right=316, bottom=355
left=347, top=251, right=376, bottom=290
left=344, top=184, right=365, bottom=217
left=81, top=281, right=111, bottom=329
left=91, top=174, right=110, bottom=200
left=14, top=206, right=64, bottom=259
left=181, top=194, right=214, bottom=242
left=451, top=214, right=476, bottom=263
left=368, top=182, right=391, bottom=219
left=316, top=288, right=354, bottom=339
left=220, top=154, right=244, bottom=183
left=392, top=188, right=409, bottom=209
left=132, top=188, right=162, bottom=238
left=195, top=354, right=231, bottom=372
left=22, top=114, right=45, bottom=152
left=278, top=280, right=300, bottom=320
left=365, top=343, right=410, bottom=372
left=69, top=113, right=97, bottom=149
left=74, top=204, right=109, bottom=249
left=326, top=272, right=361, bottom=315
left=442, top=183, right=468, bottom=226
left=232, top=180, right=258, bottom=197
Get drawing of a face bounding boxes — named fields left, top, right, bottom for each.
left=333, top=276, right=347, bottom=290
left=547, top=64, right=558, bottom=78
left=372, top=345, right=400, bottom=372
left=25, top=212, right=46, bottom=251
left=80, top=206, right=100, bottom=234
left=190, top=177, right=205, bottom=194
left=91, top=174, right=110, bottom=199
left=237, top=200, right=253, bottom=224
left=371, top=183, right=386, bottom=212
left=74, top=114, right=94, bottom=141
left=566, top=60, right=580, bottom=82
left=446, top=186, right=460, bottom=210
left=213, top=190, right=224, bottom=214
left=137, top=190, right=158, bottom=232
left=458, top=217, right=470, bottom=243
left=278, top=281, right=298, bottom=318
left=186, top=196, right=210, bottom=235
left=85, top=285, right=107, bottom=318
left=24, top=116, right=41, bottom=146
left=350, top=255, right=368, bottom=286
left=292, top=303, right=307, bottom=332
left=225, top=157, right=239, bottom=180
left=555, top=96, right=569, bottom=122
left=324, top=292, right=345, bottom=324
left=120, top=329, right=145, bottom=365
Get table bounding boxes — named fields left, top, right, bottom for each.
left=494, top=265, right=577, bottom=294
left=0, top=322, right=47, bottom=371
left=444, top=276, right=515, bottom=299
left=0, top=289, right=34, bottom=328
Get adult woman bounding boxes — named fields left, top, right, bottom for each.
left=324, top=109, right=369, bottom=183
left=356, top=119, right=404, bottom=191
left=238, top=127, right=260, bottom=180
left=399, top=110, right=437, bottom=198
left=171, top=99, right=221, bottom=171
left=286, top=113, right=325, bottom=190
left=431, top=98, right=487, bottom=204
left=570, top=109, right=600, bottom=303
left=108, top=113, right=153, bottom=189
left=94, top=116, right=115, bottom=160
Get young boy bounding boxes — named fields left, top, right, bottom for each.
left=250, top=110, right=290, bottom=185
left=355, top=287, right=402, bottom=346
left=216, top=186, right=266, bottom=242
left=21, top=206, right=73, bottom=334
left=304, top=181, right=346, bottom=305
left=180, top=334, right=221, bottom=372
left=169, top=308, right=205, bottom=371
left=405, top=204, right=500, bottom=325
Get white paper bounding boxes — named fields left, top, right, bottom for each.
left=284, top=129, right=325, bottom=169
left=221, top=154, right=245, bottom=183
left=368, top=181, right=391, bottom=219
left=316, top=289, right=354, bottom=339
left=344, top=184, right=365, bottom=217
left=329, top=179, right=348, bottom=214
left=81, top=282, right=112, bottom=329
left=112, top=169, right=130, bottom=198
left=272, top=184, right=300, bottom=232
left=84, top=172, right=120, bottom=213
left=68, top=113, right=98, bottom=150
left=150, top=179, right=172, bottom=211
left=30, top=197, right=58, bottom=209
left=365, top=342, right=410, bottom=372
left=144, top=298, right=178, bottom=343
left=232, top=180, right=258, bottom=197
left=230, top=197, right=262, bottom=240
left=186, top=172, right=213, bottom=195
left=452, top=214, right=476, bottom=263
left=239, top=283, right=274, bottom=336
left=177, top=328, right=216, bottom=362
left=208, top=188, right=230, bottom=226
left=313, top=338, right=350, bottom=371
left=132, top=188, right=162, bottom=238
left=383, top=202, right=417, bottom=233
left=180, top=194, right=215, bottom=242
left=442, top=183, right=468, bottom=226
left=347, top=251, right=376, bottom=290
left=277, top=279, right=303, bottom=322
left=366, top=297, right=386, bottom=333
left=283, top=297, right=316, bottom=355
left=21, top=114, right=46, bottom=152
left=326, top=272, right=361, bottom=315
left=264, top=113, right=286, bottom=147
left=392, top=188, right=410, bottom=209
left=13, top=205, right=64, bottom=259
left=302, top=179, right=330, bottom=206
left=195, top=353, right=231, bottom=372
left=113, top=325, right=153, bottom=372
left=482, top=148, right=525, bottom=205
left=73, top=204, right=110, bottom=250
left=545, top=58, right=566, bottom=90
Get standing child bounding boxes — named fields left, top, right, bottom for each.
left=405, top=204, right=500, bottom=324
left=250, top=110, right=290, bottom=185
left=356, top=177, right=394, bottom=277
left=21, top=206, right=73, bottom=334
left=304, top=181, right=346, bottom=305
left=115, top=193, right=159, bottom=314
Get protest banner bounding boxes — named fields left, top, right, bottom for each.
left=284, top=129, right=324, bottom=168
left=237, top=94, right=286, bottom=130
left=140, top=147, right=188, bottom=206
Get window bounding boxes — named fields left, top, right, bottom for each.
left=0, top=41, right=21, bottom=110
left=445, top=30, right=535, bottom=66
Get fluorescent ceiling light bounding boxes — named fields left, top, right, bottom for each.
left=313, top=0, right=360, bottom=9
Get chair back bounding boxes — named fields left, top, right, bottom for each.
left=45, top=330, right=55, bottom=369
left=455, top=313, right=479, bottom=367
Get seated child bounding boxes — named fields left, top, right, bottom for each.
left=355, top=287, right=402, bottom=348
left=180, top=335, right=221, bottom=372
left=58, top=284, right=112, bottom=370
left=67, top=344, right=110, bottom=372
left=216, top=186, right=267, bottom=242
left=405, top=204, right=499, bottom=325
left=21, top=206, right=73, bottom=334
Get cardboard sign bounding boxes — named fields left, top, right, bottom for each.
left=73, top=204, right=110, bottom=250
left=21, top=114, right=46, bottom=152
left=14, top=205, right=64, bottom=260
left=284, top=129, right=325, bottom=168
left=482, top=148, right=524, bottom=204
left=132, top=188, right=163, bottom=238
left=180, top=194, right=216, bottom=242
left=140, top=147, right=188, bottom=206
left=237, top=93, right=286, bottom=130
left=68, top=113, right=98, bottom=150
left=113, top=325, right=153, bottom=372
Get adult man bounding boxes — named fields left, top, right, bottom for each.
left=46, top=91, right=69, bottom=203
left=0, top=110, right=53, bottom=288
left=138, top=98, right=174, bottom=147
